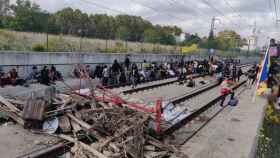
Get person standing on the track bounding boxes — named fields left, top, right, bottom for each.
left=131, top=63, right=139, bottom=88
left=232, top=64, right=237, bottom=82
left=237, top=67, right=243, bottom=82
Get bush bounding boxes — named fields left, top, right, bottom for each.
left=32, top=44, right=46, bottom=52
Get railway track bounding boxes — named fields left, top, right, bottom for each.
left=159, top=74, right=250, bottom=145
left=119, top=73, right=206, bottom=94
left=16, top=64, right=253, bottom=158
left=119, top=64, right=251, bottom=95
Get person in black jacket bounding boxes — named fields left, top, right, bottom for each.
left=124, top=55, right=130, bottom=70
left=131, top=63, right=138, bottom=88
left=237, top=67, right=243, bottom=82
left=111, top=59, right=121, bottom=85
left=40, top=66, right=51, bottom=86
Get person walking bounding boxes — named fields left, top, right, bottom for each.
left=220, top=77, right=234, bottom=107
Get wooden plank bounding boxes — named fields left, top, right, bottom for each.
left=22, top=99, right=46, bottom=121
left=0, top=95, right=20, bottom=112
left=67, top=113, right=91, bottom=129
left=59, top=115, right=72, bottom=133
left=59, top=134, right=108, bottom=158
left=100, top=115, right=149, bottom=149
left=0, top=106, right=24, bottom=125
left=6, top=99, right=26, bottom=106
left=67, top=113, right=102, bottom=140
left=70, top=119, right=82, bottom=132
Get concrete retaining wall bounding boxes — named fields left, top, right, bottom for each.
left=0, top=51, right=259, bottom=78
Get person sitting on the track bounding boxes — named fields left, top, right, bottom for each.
left=93, top=64, right=103, bottom=80
left=6, top=68, right=26, bottom=86
left=142, top=60, right=150, bottom=71
left=25, top=66, right=40, bottom=84
left=186, top=76, right=195, bottom=87
left=154, top=65, right=161, bottom=80
left=40, top=66, right=51, bottom=86
left=0, top=66, right=5, bottom=87
left=72, top=64, right=81, bottom=78
left=85, top=65, right=95, bottom=79
left=149, top=67, right=156, bottom=81
left=49, top=65, right=63, bottom=83
left=178, top=65, right=187, bottom=84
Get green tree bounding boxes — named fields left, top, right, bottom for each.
left=0, top=0, right=186, bottom=46
left=143, top=28, right=160, bottom=43
left=116, top=26, right=130, bottom=40
left=181, top=33, right=202, bottom=46
left=215, top=30, right=242, bottom=50
left=54, top=7, right=75, bottom=34
left=9, top=0, right=48, bottom=32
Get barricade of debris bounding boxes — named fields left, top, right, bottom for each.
left=0, top=85, right=188, bottom=158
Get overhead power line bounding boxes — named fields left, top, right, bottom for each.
left=79, top=0, right=127, bottom=14
left=200, top=0, right=225, bottom=17
left=222, top=0, right=242, bottom=19
left=168, top=0, right=206, bottom=17
left=273, top=0, right=279, bottom=25
left=130, top=0, right=186, bottom=21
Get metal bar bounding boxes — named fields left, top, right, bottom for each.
left=171, top=81, right=220, bottom=105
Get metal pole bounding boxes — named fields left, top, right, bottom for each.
left=46, top=18, right=49, bottom=51
left=247, top=39, right=250, bottom=58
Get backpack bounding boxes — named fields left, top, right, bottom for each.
left=228, top=98, right=238, bottom=106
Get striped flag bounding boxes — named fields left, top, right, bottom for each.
left=256, top=46, right=271, bottom=96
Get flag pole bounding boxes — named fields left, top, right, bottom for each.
left=252, top=41, right=270, bottom=102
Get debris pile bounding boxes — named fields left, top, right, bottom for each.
left=0, top=86, right=188, bottom=158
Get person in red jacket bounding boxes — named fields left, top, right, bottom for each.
left=220, top=78, right=234, bottom=107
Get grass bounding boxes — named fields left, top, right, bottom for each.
left=0, top=29, right=180, bottom=53
left=256, top=104, right=280, bottom=158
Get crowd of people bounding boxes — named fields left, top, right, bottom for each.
left=0, top=65, right=63, bottom=87
left=0, top=56, right=251, bottom=90
left=71, top=57, right=221, bottom=88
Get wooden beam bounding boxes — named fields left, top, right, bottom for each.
left=100, top=115, right=149, bottom=149
left=58, top=134, right=108, bottom=158
left=67, top=113, right=102, bottom=140
left=0, top=106, right=24, bottom=125
left=0, top=95, right=20, bottom=113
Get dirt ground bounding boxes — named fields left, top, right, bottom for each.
left=0, top=122, right=57, bottom=158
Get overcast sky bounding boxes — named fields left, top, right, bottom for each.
left=11, top=0, right=280, bottom=46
